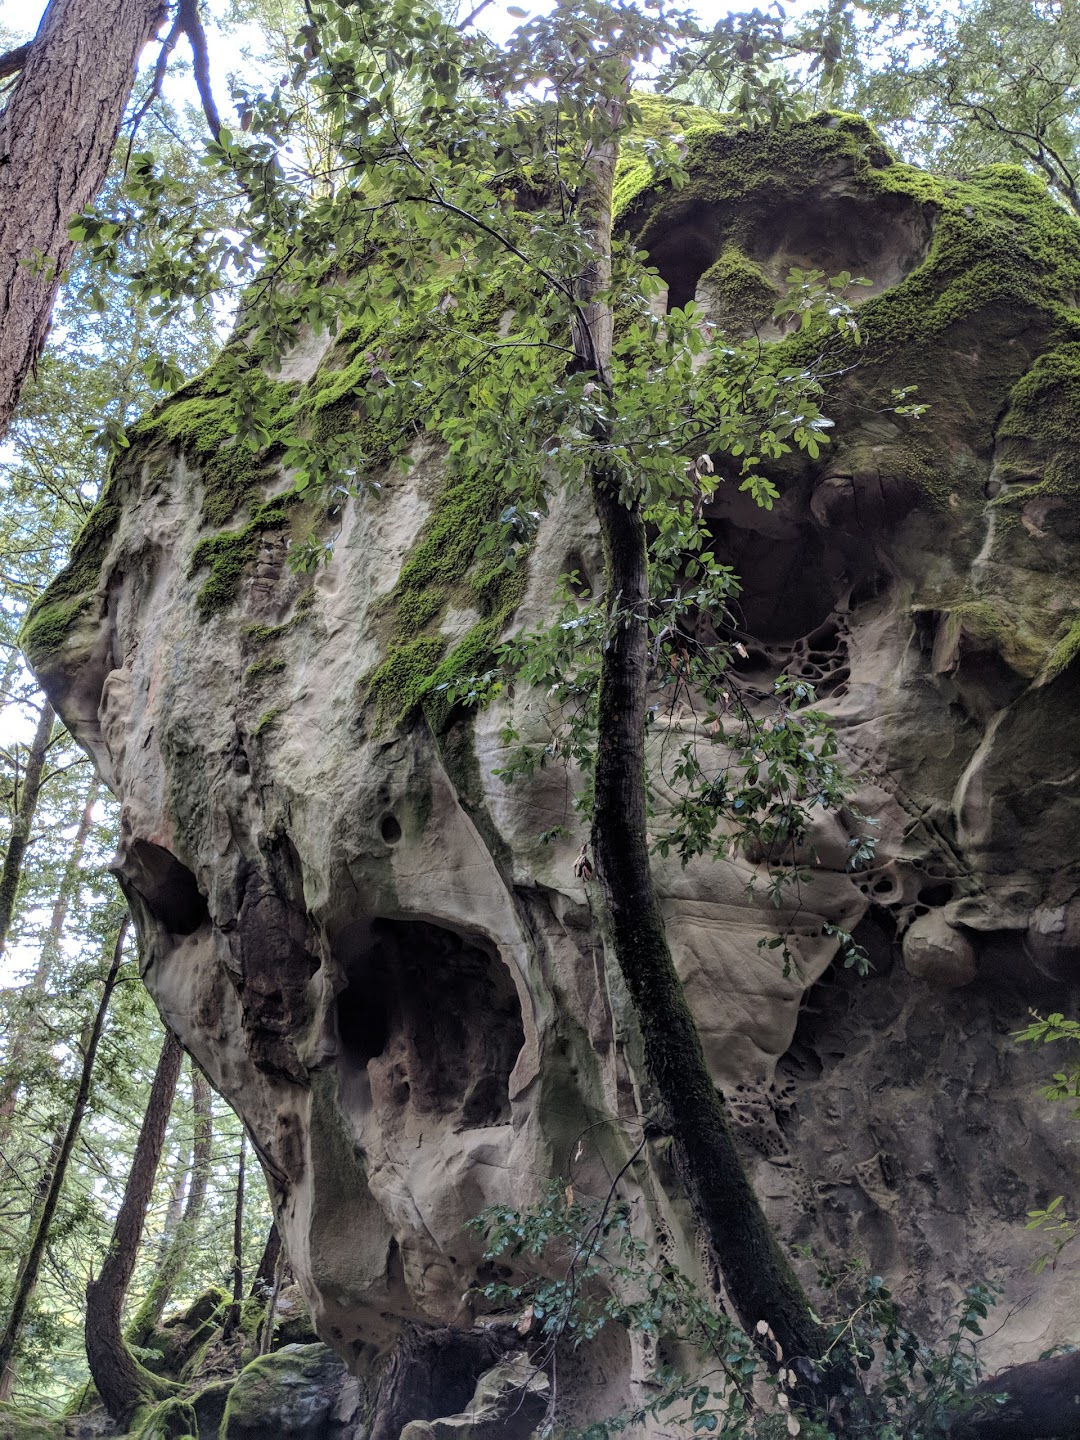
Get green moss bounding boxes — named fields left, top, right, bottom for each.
left=939, top=598, right=1045, bottom=677
left=363, top=635, right=446, bottom=728
left=0, top=1404, right=66, bottom=1439
left=698, top=244, right=779, bottom=333
left=219, top=1345, right=345, bottom=1440
left=244, top=589, right=315, bottom=646
left=623, top=111, right=1080, bottom=509
left=245, top=655, right=286, bottom=681
left=613, top=95, right=722, bottom=217
left=995, top=341, right=1080, bottom=498
left=253, top=708, right=283, bottom=737
left=189, top=493, right=300, bottom=618
left=132, top=382, right=292, bottom=528
left=131, top=1398, right=198, bottom=1440
left=1045, top=616, right=1080, bottom=680
left=19, top=462, right=126, bottom=668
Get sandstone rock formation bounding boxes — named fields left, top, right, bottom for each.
left=23, top=112, right=1080, bottom=1423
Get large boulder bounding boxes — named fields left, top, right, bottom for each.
left=24, top=113, right=1080, bottom=1417
left=218, top=1345, right=356, bottom=1440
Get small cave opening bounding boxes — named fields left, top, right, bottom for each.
left=644, top=205, right=724, bottom=313
left=121, top=840, right=210, bottom=936
left=705, top=511, right=873, bottom=646
left=333, top=918, right=525, bottom=1128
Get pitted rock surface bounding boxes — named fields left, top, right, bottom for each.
left=25, top=113, right=1080, bottom=1417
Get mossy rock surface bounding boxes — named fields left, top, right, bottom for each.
left=218, top=1344, right=347, bottom=1440
left=0, top=1404, right=66, bottom=1440
left=131, top=1397, right=199, bottom=1440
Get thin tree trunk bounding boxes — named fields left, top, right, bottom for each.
left=0, top=916, right=129, bottom=1395
left=0, top=700, right=54, bottom=957
left=0, top=775, right=98, bottom=1139
left=0, top=0, right=167, bottom=437
left=125, top=1063, right=212, bottom=1348
left=223, top=1132, right=246, bottom=1337
left=258, top=1239, right=287, bottom=1356
left=154, top=1139, right=191, bottom=1266
left=250, top=1221, right=281, bottom=1301
left=85, top=1027, right=184, bottom=1422
left=571, top=87, right=839, bottom=1402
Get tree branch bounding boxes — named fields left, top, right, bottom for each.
left=178, top=0, right=221, bottom=141
left=0, top=43, right=31, bottom=83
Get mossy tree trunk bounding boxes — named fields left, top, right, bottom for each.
left=572, top=87, right=840, bottom=1401
left=0, top=917, right=128, bottom=1395
left=126, top=1062, right=213, bottom=1348
left=85, top=1027, right=185, bottom=1422
left=0, top=699, right=54, bottom=958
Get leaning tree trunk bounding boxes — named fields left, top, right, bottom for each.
left=0, top=0, right=166, bottom=437
left=571, top=89, right=840, bottom=1402
left=0, top=917, right=129, bottom=1395
left=0, top=774, right=98, bottom=1140
left=222, top=1131, right=246, bottom=1338
left=125, top=1062, right=212, bottom=1348
left=85, top=1027, right=184, bottom=1422
left=0, top=699, right=54, bottom=957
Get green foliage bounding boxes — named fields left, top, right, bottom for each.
left=838, top=0, right=1080, bottom=216
left=1015, top=1014, right=1080, bottom=1268
left=473, top=1184, right=1005, bottom=1438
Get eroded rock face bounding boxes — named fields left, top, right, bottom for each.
left=24, top=113, right=1080, bottom=1419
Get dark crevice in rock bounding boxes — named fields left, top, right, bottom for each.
left=120, top=840, right=210, bottom=935
left=334, top=918, right=525, bottom=1128
left=369, top=1325, right=519, bottom=1440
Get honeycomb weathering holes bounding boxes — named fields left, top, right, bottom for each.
left=333, top=918, right=525, bottom=1128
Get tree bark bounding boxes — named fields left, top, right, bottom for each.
left=571, top=85, right=839, bottom=1403
left=964, top=1349, right=1080, bottom=1439
left=222, top=1131, right=245, bottom=1337
left=0, top=699, right=54, bottom=957
left=0, top=0, right=167, bottom=438
left=258, top=1239, right=287, bottom=1356
left=125, top=1062, right=212, bottom=1348
left=0, top=774, right=98, bottom=1140
left=0, top=916, right=129, bottom=1396
left=85, top=1027, right=184, bottom=1422
left=250, top=1221, right=281, bottom=1301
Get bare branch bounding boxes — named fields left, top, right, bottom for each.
left=0, top=43, right=31, bottom=83
left=178, top=0, right=221, bottom=141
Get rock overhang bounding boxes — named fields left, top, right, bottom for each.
left=21, top=111, right=1080, bottom=1406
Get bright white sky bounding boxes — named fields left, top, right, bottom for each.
left=0, top=0, right=748, bottom=97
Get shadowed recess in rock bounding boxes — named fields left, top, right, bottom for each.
left=334, top=918, right=525, bottom=1128
left=649, top=185, right=932, bottom=314
left=120, top=839, right=210, bottom=936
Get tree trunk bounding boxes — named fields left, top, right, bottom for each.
left=571, top=87, right=839, bottom=1402
left=154, top=1139, right=191, bottom=1266
left=125, top=1063, right=212, bottom=1348
left=0, top=0, right=166, bottom=438
left=0, top=699, right=54, bottom=957
left=258, top=1239, right=287, bottom=1356
left=0, top=775, right=98, bottom=1139
left=85, top=1027, right=184, bottom=1422
left=223, top=1131, right=246, bottom=1337
left=0, top=916, right=129, bottom=1396
left=250, top=1221, right=281, bottom=1301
